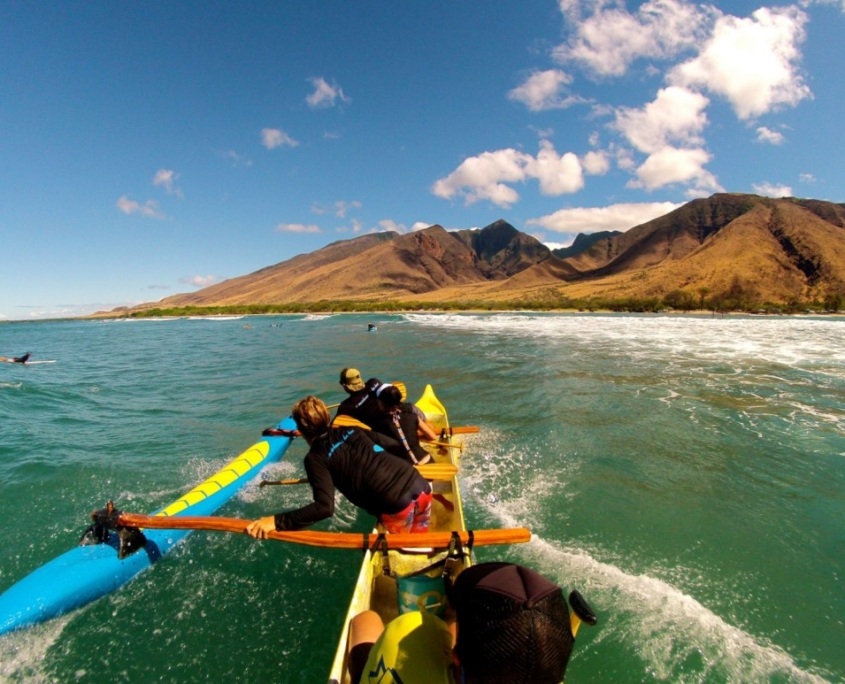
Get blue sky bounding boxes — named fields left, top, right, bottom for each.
left=2, top=1, right=843, bottom=321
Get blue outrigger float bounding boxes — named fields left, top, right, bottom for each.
left=0, top=416, right=297, bottom=635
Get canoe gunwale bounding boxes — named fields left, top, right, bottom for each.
left=327, top=384, right=470, bottom=684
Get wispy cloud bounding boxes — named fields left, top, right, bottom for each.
left=755, top=126, right=785, bottom=145
left=261, top=127, right=299, bottom=150
left=180, top=275, right=220, bottom=288
left=152, top=168, right=183, bottom=197
left=116, top=195, right=164, bottom=219
left=220, top=149, right=253, bottom=167
left=335, top=200, right=362, bottom=218
left=508, top=69, right=588, bottom=111
left=752, top=181, right=792, bottom=197
left=306, top=77, right=351, bottom=109
left=275, top=223, right=321, bottom=234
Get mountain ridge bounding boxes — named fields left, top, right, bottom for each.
left=112, top=193, right=845, bottom=314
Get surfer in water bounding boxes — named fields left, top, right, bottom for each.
left=0, top=352, right=31, bottom=364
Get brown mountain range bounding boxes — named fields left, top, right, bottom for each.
left=125, top=193, right=845, bottom=313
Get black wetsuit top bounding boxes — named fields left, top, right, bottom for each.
left=369, top=404, right=430, bottom=464
left=335, top=381, right=407, bottom=455
left=336, top=382, right=383, bottom=426
left=273, top=427, right=429, bottom=531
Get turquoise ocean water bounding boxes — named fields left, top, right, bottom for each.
left=0, top=313, right=842, bottom=683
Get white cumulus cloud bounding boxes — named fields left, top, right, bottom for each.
left=555, top=0, right=712, bottom=77
left=669, top=6, right=811, bottom=120
left=432, top=148, right=530, bottom=208
left=630, top=146, right=721, bottom=194
left=527, top=201, right=682, bottom=234
left=614, top=86, right=709, bottom=153
left=431, top=141, right=608, bottom=208
left=755, top=126, right=785, bottom=145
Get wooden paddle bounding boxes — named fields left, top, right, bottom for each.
left=420, top=439, right=462, bottom=452
left=441, top=426, right=479, bottom=435
left=259, top=462, right=458, bottom=487
left=332, top=415, right=466, bottom=451
left=115, top=513, right=531, bottom=549
left=331, top=414, right=372, bottom=430
left=332, top=410, right=477, bottom=438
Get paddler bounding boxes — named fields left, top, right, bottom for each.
left=0, top=352, right=31, bottom=364
left=246, top=395, right=432, bottom=537
left=348, top=562, right=578, bottom=684
left=368, top=382, right=439, bottom=465
left=336, top=368, right=384, bottom=426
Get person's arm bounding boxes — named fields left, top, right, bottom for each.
left=417, top=417, right=438, bottom=441
left=246, top=453, right=336, bottom=537
left=272, top=454, right=336, bottom=530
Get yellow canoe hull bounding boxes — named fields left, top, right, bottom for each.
left=327, top=384, right=470, bottom=684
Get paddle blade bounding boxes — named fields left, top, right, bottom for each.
left=331, top=414, right=372, bottom=430
left=415, top=463, right=457, bottom=480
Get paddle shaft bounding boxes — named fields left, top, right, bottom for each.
left=442, top=426, right=479, bottom=435
left=116, top=513, right=530, bottom=549
left=421, top=439, right=462, bottom=451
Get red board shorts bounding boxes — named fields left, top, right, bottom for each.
left=379, top=490, right=432, bottom=534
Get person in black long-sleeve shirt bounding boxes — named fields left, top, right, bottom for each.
left=368, top=383, right=439, bottom=465
left=336, top=368, right=383, bottom=425
left=246, top=396, right=432, bottom=538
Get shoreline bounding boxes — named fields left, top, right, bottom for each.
left=82, top=308, right=844, bottom=321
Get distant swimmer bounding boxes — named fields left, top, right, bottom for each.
left=368, top=323, right=377, bottom=332
left=0, top=352, right=31, bottom=364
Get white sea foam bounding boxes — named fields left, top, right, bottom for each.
left=465, top=484, right=832, bottom=683
left=456, top=423, right=837, bottom=682
left=406, top=313, right=845, bottom=372
left=528, top=537, right=829, bottom=682
left=0, top=616, right=70, bottom=682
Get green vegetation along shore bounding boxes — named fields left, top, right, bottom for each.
left=99, top=289, right=843, bottom=319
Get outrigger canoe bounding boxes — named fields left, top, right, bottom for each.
left=326, top=385, right=597, bottom=683
left=0, top=415, right=297, bottom=635
left=327, top=384, right=474, bottom=684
